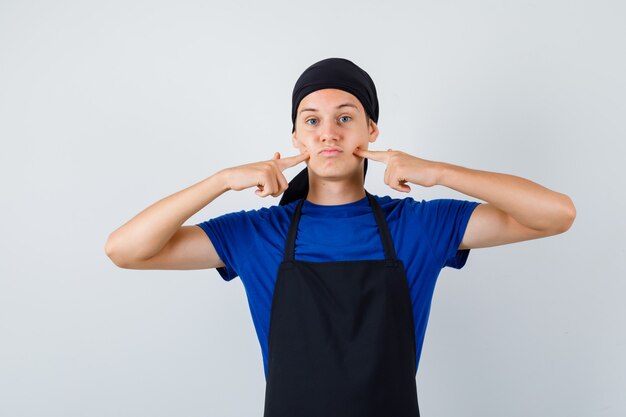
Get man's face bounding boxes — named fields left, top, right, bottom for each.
left=292, top=88, right=379, bottom=181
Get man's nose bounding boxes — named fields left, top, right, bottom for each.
left=319, top=122, right=340, bottom=142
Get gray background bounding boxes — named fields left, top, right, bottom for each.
left=1, top=0, right=624, bottom=416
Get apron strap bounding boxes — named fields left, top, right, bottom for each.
left=283, top=190, right=398, bottom=262
left=283, top=198, right=305, bottom=262
left=365, top=190, right=398, bottom=261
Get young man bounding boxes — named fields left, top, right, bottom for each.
left=105, top=58, right=576, bottom=417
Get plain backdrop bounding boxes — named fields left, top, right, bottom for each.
left=1, top=1, right=624, bottom=416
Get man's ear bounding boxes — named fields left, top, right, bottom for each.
left=292, top=130, right=300, bottom=148
left=368, top=120, right=379, bottom=143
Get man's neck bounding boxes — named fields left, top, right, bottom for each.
left=306, top=173, right=366, bottom=206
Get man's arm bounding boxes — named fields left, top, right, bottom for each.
left=352, top=147, right=576, bottom=250
left=104, top=172, right=230, bottom=268
left=104, top=151, right=309, bottom=269
left=433, top=162, right=576, bottom=249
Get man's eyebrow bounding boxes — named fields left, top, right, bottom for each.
left=299, top=103, right=360, bottom=115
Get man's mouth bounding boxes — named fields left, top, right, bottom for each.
left=319, top=146, right=343, bottom=156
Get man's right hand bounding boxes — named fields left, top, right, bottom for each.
left=221, top=151, right=310, bottom=198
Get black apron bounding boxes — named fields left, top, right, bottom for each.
left=263, top=191, right=420, bottom=417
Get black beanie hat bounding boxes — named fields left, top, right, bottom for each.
left=279, top=57, right=379, bottom=206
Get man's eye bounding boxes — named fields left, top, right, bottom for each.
left=305, top=118, right=318, bottom=125
left=340, top=116, right=352, bottom=123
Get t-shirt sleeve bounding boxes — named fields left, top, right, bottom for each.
left=419, top=198, right=481, bottom=269
left=195, top=210, right=252, bottom=281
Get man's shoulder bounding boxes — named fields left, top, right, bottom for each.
left=229, top=200, right=299, bottom=229
left=375, top=194, right=475, bottom=212
left=258, top=199, right=299, bottom=217
left=373, top=193, right=419, bottom=213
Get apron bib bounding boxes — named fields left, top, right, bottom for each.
left=263, top=191, right=420, bottom=417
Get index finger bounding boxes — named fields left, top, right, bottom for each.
left=275, top=151, right=310, bottom=171
left=353, top=147, right=389, bottom=163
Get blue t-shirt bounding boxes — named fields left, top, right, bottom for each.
left=195, top=194, right=481, bottom=380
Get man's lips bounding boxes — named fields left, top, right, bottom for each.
left=319, top=147, right=343, bottom=156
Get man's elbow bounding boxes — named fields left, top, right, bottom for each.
left=554, top=196, right=577, bottom=234
left=105, top=235, right=132, bottom=268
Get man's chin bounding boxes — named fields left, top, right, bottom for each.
left=307, top=164, right=362, bottom=180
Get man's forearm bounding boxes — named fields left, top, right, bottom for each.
left=434, top=161, right=576, bottom=232
left=105, top=170, right=230, bottom=265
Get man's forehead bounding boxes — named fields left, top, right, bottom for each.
left=298, top=88, right=363, bottom=113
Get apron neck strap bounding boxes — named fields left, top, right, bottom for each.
left=283, top=190, right=398, bottom=262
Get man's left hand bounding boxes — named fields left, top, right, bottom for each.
left=353, top=147, right=441, bottom=193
